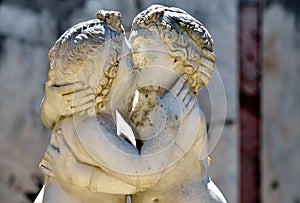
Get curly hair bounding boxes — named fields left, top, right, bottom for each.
left=47, top=10, right=125, bottom=111
left=131, top=5, right=216, bottom=94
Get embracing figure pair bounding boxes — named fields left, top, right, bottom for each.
left=35, top=5, right=226, bottom=203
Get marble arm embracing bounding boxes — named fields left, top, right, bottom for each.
left=39, top=78, right=200, bottom=194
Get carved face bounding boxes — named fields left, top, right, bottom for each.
left=129, top=29, right=180, bottom=92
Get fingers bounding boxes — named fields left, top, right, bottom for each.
left=187, top=96, right=197, bottom=111
left=50, top=81, right=86, bottom=95
left=178, top=85, right=189, bottom=102
left=71, top=100, right=94, bottom=114
left=39, top=159, right=54, bottom=177
left=63, top=88, right=95, bottom=113
left=170, top=77, right=186, bottom=96
left=71, top=105, right=96, bottom=116
left=183, top=93, right=192, bottom=105
left=87, top=106, right=96, bottom=115
left=64, top=88, right=94, bottom=101
left=200, top=49, right=216, bottom=78
left=69, top=94, right=95, bottom=108
left=202, top=48, right=216, bottom=63
left=77, top=109, right=87, bottom=116
left=199, top=56, right=215, bottom=70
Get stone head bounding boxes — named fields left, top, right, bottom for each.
left=47, top=10, right=129, bottom=113
left=129, top=4, right=216, bottom=94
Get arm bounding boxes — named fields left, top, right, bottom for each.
left=40, top=81, right=95, bottom=130
left=140, top=77, right=197, bottom=155
left=39, top=132, right=93, bottom=190
left=39, top=131, right=137, bottom=194
left=156, top=77, right=197, bottom=120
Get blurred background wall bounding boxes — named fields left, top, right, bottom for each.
left=0, top=0, right=299, bottom=202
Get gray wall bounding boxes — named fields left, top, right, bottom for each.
left=0, top=0, right=299, bottom=202
left=263, top=1, right=300, bottom=203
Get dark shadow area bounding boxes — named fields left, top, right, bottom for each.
left=24, top=174, right=44, bottom=202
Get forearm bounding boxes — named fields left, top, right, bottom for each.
left=89, top=167, right=137, bottom=194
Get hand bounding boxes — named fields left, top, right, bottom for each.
left=156, top=77, right=197, bottom=120
left=40, top=81, right=96, bottom=129
left=39, top=131, right=137, bottom=193
left=39, top=131, right=92, bottom=189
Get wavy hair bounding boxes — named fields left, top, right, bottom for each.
left=131, top=5, right=216, bottom=94
left=47, top=10, right=124, bottom=111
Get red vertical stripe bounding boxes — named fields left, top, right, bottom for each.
left=239, top=2, right=262, bottom=203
